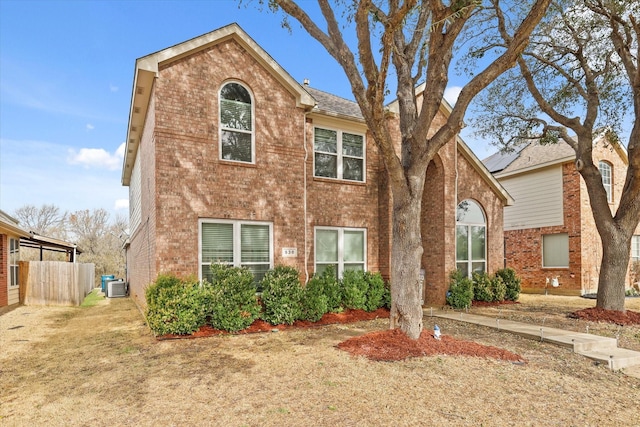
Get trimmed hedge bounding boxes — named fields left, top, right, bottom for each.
left=260, top=266, right=303, bottom=325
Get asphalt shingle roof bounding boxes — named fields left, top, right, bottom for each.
left=483, top=139, right=576, bottom=174
left=305, top=86, right=364, bottom=120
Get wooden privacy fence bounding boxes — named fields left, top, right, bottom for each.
left=19, top=261, right=95, bottom=306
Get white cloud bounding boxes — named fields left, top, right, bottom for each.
left=109, top=84, right=119, bottom=92
left=114, top=199, right=129, bottom=210
left=444, top=86, right=462, bottom=106
left=67, top=142, right=124, bottom=171
left=86, top=123, right=95, bottom=130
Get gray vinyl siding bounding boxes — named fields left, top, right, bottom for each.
left=500, top=166, right=564, bottom=230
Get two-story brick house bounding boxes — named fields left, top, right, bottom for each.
left=484, top=135, right=639, bottom=295
left=121, top=23, right=512, bottom=308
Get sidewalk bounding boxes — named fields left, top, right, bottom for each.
left=427, top=308, right=640, bottom=379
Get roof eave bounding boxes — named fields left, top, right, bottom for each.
left=494, top=156, right=575, bottom=179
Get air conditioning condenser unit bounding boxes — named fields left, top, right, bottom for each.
left=107, top=280, right=127, bottom=298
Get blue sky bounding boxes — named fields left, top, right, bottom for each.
left=0, top=0, right=492, bottom=221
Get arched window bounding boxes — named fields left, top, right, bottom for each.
left=219, top=82, right=254, bottom=163
left=456, top=200, right=486, bottom=277
left=599, top=161, right=612, bottom=203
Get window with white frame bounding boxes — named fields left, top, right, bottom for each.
left=219, top=82, right=254, bottom=163
left=599, top=161, right=612, bottom=203
left=542, top=233, right=569, bottom=268
left=315, top=227, right=366, bottom=276
left=9, top=237, right=19, bottom=287
left=314, top=127, right=365, bottom=182
left=200, top=220, right=272, bottom=283
left=456, top=200, right=486, bottom=277
left=632, top=235, right=640, bottom=261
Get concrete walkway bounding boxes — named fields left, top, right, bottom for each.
left=426, top=308, right=640, bottom=379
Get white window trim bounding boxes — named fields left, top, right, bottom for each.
left=218, top=80, right=256, bottom=164
left=198, top=219, right=273, bottom=282
left=313, top=126, right=366, bottom=182
left=9, top=237, right=19, bottom=287
left=632, top=235, right=640, bottom=261
left=456, top=200, right=487, bottom=277
left=314, top=226, right=367, bottom=277
left=542, top=233, right=570, bottom=268
left=599, top=161, right=613, bottom=203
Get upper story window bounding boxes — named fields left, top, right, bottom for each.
left=599, top=161, right=612, bottom=203
left=314, top=127, right=365, bottom=182
left=219, top=82, right=254, bottom=163
left=456, top=200, right=486, bottom=277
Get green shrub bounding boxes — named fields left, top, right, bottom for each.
left=364, top=271, right=388, bottom=311
left=145, top=273, right=208, bottom=336
left=472, top=272, right=494, bottom=302
left=207, top=264, right=261, bottom=332
left=316, top=265, right=342, bottom=312
left=491, top=275, right=507, bottom=302
left=341, top=270, right=369, bottom=310
left=446, top=270, right=474, bottom=309
left=495, top=268, right=521, bottom=301
left=260, top=266, right=303, bottom=325
left=300, top=276, right=329, bottom=322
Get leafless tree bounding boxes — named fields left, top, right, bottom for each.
left=257, top=0, right=551, bottom=338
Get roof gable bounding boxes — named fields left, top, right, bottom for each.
left=122, top=23, right=316, bottom=186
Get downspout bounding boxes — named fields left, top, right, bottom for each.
left=454, top=137, right=459, bottom=272
left=303, top=110, right=310, bottom=284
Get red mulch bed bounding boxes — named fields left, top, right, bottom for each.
left=569, top=307, right=640, bottom=326
left=158, top=307, right=525, bottom=363
left=472, top=300, right=520, bottom=307
left=157, top=308, right=391, bottom=340
left=336, top=328, right=526, bottom=362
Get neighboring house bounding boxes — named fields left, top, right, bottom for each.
left=121, top=23, right=513, bottom=308
left=0, top=210, right=30, bottom=311
left=1, top=209, right=85, bottom=313
left=484, top=134, right=639, bottom=295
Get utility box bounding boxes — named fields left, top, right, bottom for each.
left=101, top=275, right=115, bottom=293
left=107, top=280, right=127, bottom=298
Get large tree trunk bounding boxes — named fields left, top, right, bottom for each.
left=389, top=191, right=424, bottom=340
left=596, top=229, right=632, bottom=311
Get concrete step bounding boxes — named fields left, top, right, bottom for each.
left=428, top=308, right=640, bottom=374
left=579, top=348, right=640, bottom=371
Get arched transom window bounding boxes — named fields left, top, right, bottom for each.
left=219, top=82, right=254, bottom=163
left=456, top=199, right=486, bottom=277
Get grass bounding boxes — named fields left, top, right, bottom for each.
left=0, top=295, right=639, bottom=426
left=80, top=288, right=105, bottom=308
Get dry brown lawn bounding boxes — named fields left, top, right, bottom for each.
left=1, top=293, right=639, bottom=426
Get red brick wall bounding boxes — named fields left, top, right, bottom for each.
left=127, top=90, right=158, bottom=307
left=0, top=234, right=7, bottom=307
left=126, top=36, right=507, bottom=309
left=505, top=163, right=583, bottom=295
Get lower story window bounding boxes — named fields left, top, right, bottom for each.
left=315, top=227, right=366, bottom=277
left=542, top=233, right=569, bottom=268
left=200, top=220, right=272, bottom=283
left=632, top=235, right=640, bottom=261
left=456, top=200, right=486, bottom=277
